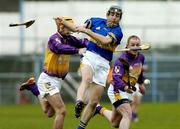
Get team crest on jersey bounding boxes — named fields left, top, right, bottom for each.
left=43, top=82, right=51, bottom=89
left=96, top=26, right=101, bottom=30
left=114, top=66, right=120, bottom=73
left=55, top=38, right=61, bottom=43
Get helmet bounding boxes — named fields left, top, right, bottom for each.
left=62, top=16, right=74, bottom=23
left=107, top=5, right=122, bottom=19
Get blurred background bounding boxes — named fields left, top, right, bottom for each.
left=0, top=0, right=180, bottom=105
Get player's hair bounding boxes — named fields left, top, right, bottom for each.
left=126, top=35, right=141, bottom=47
left=107, top=5, right=123, bottom=19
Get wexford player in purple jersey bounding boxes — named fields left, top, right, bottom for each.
left=19, top=16, right=88, bottom=129
left=94, top=35, right=146, bottom=129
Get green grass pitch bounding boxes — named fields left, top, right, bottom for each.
left=0, top=102, right=180, bottom=129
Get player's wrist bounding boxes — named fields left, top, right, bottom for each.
left=84, top=28, right=90, bottom=34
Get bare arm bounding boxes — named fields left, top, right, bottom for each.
left=76, top=26, right=113, bottom=44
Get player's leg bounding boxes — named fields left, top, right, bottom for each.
left=107, top=84, right=132, bottom=129
left=131, top=83, right=143, bottom=122
left=131, top=95, right=142, bottom=122
left=19, top=77, right=55, bottom=117
left=39, top=97, right=55, bottom=117
left=116, top=103, right=132, bottom=129
left=19, top=77, right=40, bottom=97
left=77, top=84, right=104, bottom=129
left=46, top=93, right=66, bottom=129
left=75, top=63, right=93, bottom=118
left=95, top=105, right=122, bottom=128
left=37, top=72, right=65, bottom=129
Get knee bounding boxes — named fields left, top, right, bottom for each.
left=82, top=75, right=92, bottom=84
left=56, top=106, right=66, bottom=117
left=127, top=110, right=132, bottom=120
left=47, top=110, right=55, bottom=118
left=122, top=110, right=132, bottom=120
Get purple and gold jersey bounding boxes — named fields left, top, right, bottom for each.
left=43, top=33, right=88, bottom=79
left=86, top=18, right=123, bottom=61
left=111, top=52, right=145, bottom=92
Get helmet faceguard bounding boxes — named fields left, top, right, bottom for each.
left=107, top=5, right=123, bottom=19
left=62, top=16, right=74, bottom=23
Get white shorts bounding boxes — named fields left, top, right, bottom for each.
left=132, top=83, right=142, bottom=97
left=81, top=51, right=110, bottom=87
left=108, top=84, right=133, bottom=105
left=37, top=72, right=62, bottom=98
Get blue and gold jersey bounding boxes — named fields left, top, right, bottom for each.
left=86, top=18, right=123, bottom=61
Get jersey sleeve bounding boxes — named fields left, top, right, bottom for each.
left=111, top=59, right=127, bottom=93
left=68, top=36, right=89, bottom=48
left=108, top=27, right=123, bottom=45
left=48, top=36, right=79, bottom=54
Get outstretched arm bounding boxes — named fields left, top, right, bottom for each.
left=76, top=26, right=113, bottom=44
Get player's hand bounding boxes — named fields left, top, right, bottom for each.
left=78, top=48, right=86, bottom=56
left=124, top=86, right=133, bottom=94
left=53, top=17, right=64, bottom=25
left=75, top=26, right=88, bottom=33
left=139, top=84, right=146, bottom=95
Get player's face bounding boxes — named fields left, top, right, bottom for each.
left=127, top=38, right=141, bottom=56
left=107, top=11, right=121, bottom=27
left=58, top=24, right=71, bottom=36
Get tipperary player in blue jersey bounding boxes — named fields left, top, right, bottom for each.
left=19, top=16, right=88, bottom=129
left=56, top=5, right=123, bottom=129
left=75, top=6, right=123, bottom=129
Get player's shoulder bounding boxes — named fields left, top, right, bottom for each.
left=119, top=52, right=126, bottom=59
left=90, top=17, right=106, bottom=23
left=138, top=53, right=145, bottom=58
left=49, top=33, right=59, bottom=39
left=138, top=53, right=145, bottom=61
left=114, top=52, right=126, bottom=63
left=110, top=24, right=123, bottom=37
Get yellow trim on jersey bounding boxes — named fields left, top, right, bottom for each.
left=89, top=38, right=118, bottom=52
left=44, top=48, right=70, bottom=76
left=108, top=32, right=117, bottom=45
left=114, top=92, right=121, bottom=101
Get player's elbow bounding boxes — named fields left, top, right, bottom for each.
left=100, top=37, right=112, bottom=44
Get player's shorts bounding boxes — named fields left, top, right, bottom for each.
left=37, top=72, right=62, bottom=98
left=132, top=83, right=142, bottom=97
left=81, top=51, right=110, bottom=87
left=107, top=84, right=132, bottom=108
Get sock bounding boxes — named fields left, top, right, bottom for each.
left=77, top=120, right=87, bottom=129
left=29, top=83, right=40, bottom=96
left=99, top=107, right=106, bottom=115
